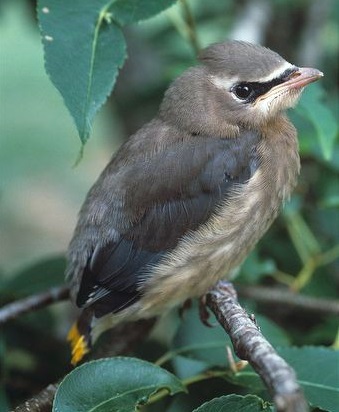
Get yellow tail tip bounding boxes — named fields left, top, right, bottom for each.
left=67, top=323, right=90, bottom=366
left=67, top=323, right=81, bottom=343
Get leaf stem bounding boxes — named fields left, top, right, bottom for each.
left=167, top=0, right=200, bottom=56
left=317, top=244, right=339, bottom=266
left=155, top=351, right=177, bottom=366
left=291, top=243, right=339, bottom=291
left=180, top=0, right=200, bottom=54
left=147, top=370, right=228, bottom=405
left=155, top=342, right=224, bottom=366
left=291, top=258, right=317, bottom=292
left=284, top=211, right=321, bottom=265
left=331, top=327, right=339, bottom=350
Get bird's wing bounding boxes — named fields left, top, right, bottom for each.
left=75, top=131, right=260, bottom=316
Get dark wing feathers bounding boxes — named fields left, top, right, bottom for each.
left=77, top=239, right=163, bottom=313
left=76, top=131, right=260, bottom=317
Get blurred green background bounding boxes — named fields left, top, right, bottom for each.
left=0, top=0, right=338, bottom=409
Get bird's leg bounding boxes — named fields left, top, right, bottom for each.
left=200, top=281, right=236, bottom=327
left=215, top=280, right=238, bottom=299
left=198, top=295, right=212, bottom=327
left=179, top=296, right=212, bottom=326
left=178, top=298, right=192, bottom=319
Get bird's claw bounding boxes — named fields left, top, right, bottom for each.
left=178, top=298, right=192, bottom=319
left=199, top=295, right=212, bottom=327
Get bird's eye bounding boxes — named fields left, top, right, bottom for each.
left=233, top=84, right=253, bottom=100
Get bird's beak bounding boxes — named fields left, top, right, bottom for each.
left=282, top=67, right=324, bottom=90
left=256, top=67, right=323, bottom=103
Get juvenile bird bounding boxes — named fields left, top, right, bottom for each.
left=66, top=40, right=323, bottom=364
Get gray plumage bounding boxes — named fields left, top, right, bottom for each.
left=199, top=41, right=286, bottom=78
left=66, top=40, right=322, bottom=349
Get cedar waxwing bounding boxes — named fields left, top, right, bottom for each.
left=66, top=40, right=323, bottom=364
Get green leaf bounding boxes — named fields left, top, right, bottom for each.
left=172, top=355, right=210, bottom=380
left=37, top=0, right=127, bottom=144
left=109, top=0, right=178, bottom=25
left=253, top=316, right=291, bottom=347
left=193, top=394, right=273, bottom=412
left=53, top=357, right=185, bottom=412
left=279, top=347, right=339, bottom=412
left=37, top=0, right=177, bottom=145
left=171, top=303, right=233, bottom=367
left=1, top=256, right=66, bottom=297
left=238, top=250, right=277, bottom=284
left=283, top=206, right=321, bottom=264
left=297, top=84, right=338, bottom=161
left=320, top=194, right=339, bottom=209
left=226, top=365, right=265, bottom=391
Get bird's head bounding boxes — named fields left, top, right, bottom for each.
left=160, top=41, right=323, bottom=135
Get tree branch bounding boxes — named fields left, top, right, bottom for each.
left=237, top=285, right=339, bottom=317
left=167, top=0, right=200, bottom=56
left=180, top=0, right=200, bottom=54
left=14, top=384, right=59, bottom=412
left=206, top=281, right=309, bottom=412
left=0, top=286, right=70, bottom=325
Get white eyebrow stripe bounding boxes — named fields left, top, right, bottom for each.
left=208, top=75, right=236, bottom=90
left=208, top=61, right=295, bottom=91
left=256, top=61, right=295, bottom=82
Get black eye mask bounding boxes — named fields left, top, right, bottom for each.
left=232, top=67, right=298, bottom=103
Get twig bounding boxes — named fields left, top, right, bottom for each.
left=291, top=244, right=339, bottom=291
left=0, top=286, right=70, bottom=325
left=167, top=0, right=200, bottom=56
left=206, top=281, right=309, bottom=412
left=13, top=318, right=156, bottom=412
left=14, top=384, right=59, bottom=412
left=237, top=285, right=339, bottom=317
left=180, top=0, right=200, bottom=54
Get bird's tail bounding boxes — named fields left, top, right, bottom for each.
left=67, top=308, right=93, bottom=365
